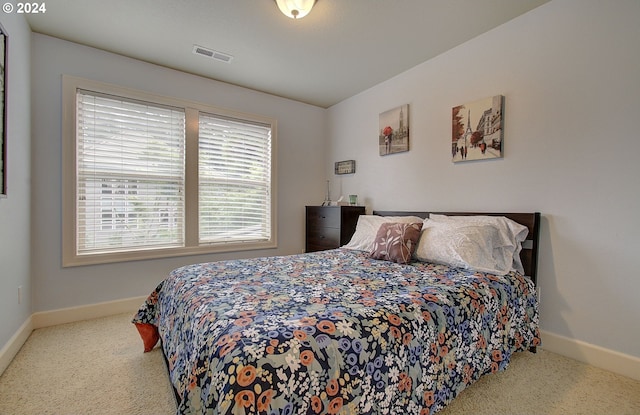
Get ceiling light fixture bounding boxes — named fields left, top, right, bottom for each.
left=275, top=0, right=317, bottom=19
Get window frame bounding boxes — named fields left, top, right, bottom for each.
left=62, top=75, right=277, bottom=267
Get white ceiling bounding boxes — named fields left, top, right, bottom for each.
left=25, top=0, right=549, bottom=108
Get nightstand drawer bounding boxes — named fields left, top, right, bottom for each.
left=306, top=228, right=340, bottom=251
left=306, top=207, right=340, bottom=229
left=305, top=205, right=365, bottom=253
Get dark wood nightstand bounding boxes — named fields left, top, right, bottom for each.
left=305, top=205, right=365, bottom=252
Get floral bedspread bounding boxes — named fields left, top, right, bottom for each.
left=133, top=248, right=539, bottom=415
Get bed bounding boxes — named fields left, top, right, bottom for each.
left=133, top=211, right=541, bottom=414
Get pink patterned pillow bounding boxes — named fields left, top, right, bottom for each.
left=370, top=222, right=423, bottom=264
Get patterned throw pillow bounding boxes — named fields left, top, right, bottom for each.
left=342, top=215, right=425, bottom=251
left=370, top=222, right=423, bottom=264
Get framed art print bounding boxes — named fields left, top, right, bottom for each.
left=0, top=23, right=6, bottom=196
left=379, top=104, right=409, bottom=156
left=452, top=95, right=504, bottom=163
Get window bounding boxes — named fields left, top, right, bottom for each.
left=75, top=92, right=186, bottom=254
left=198, top=113, right=272, bottom=244
left=62, top=76, right=276, bottom=266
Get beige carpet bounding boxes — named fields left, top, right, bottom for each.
left=0, top=313, right=639, bottom=415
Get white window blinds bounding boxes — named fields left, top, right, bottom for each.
left=198, top=113, right=272, bottom=243
left=63, top=76, right=276, bottom=266
left=75, top=91, right=186, bottom=254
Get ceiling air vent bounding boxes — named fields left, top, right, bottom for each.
left=192, top=45, right=233, bottom=63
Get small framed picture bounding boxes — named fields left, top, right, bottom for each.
left=334, top=160, right=356, bottom=175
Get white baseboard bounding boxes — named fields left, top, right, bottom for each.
left=4, top=302, right=639, bottom=382
left=0, top=315, right=34, bottom=376
left=540, top=329, right=640, bottom=381
left=0, top=296, right=147, bottom=377
left=31, top=295, right=147, bottom=329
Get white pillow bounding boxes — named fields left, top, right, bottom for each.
left=415, top=215, right=528, bottom=275
left=430, top=214, right=528, bottom=273
left=342, top=215, right=425, bottom=252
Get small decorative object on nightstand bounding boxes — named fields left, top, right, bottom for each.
left=305, top=205, right=365, bottom=252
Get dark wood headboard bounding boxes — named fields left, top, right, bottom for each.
left=372, top=211, right=541, bottom=285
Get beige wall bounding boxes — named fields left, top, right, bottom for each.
left=0, top=14, right=31, bottom=357
left=326, top=0, right=640, bottom=359
left=30, top=34, right=327, bottom=312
